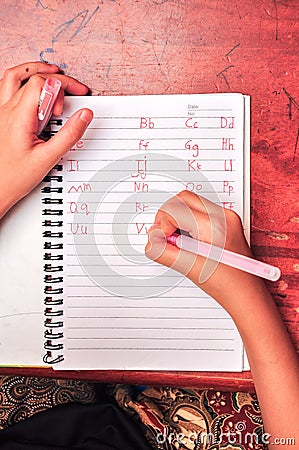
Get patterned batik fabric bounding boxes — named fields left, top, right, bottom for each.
left=0, top=376, right=96, bottom=430
left=0, top=377, right=267, bottom=450
left=111, top=385, right=267, bottom=450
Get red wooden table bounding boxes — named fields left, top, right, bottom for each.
left=0, top=0, right=298, bottom=391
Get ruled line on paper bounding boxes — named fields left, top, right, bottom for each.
left=65, top=158, right=237, bottom=161
left=90, top=112, right=233, bottom=118
left=67, top=326, right=234, bottom=330
left=67, top=347, right=236, bottom=351
left=68, top=338, right=235, bottom=341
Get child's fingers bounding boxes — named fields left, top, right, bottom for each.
left=146, top=190, right=228, bottom=284
left=37, top=108, right=93, bottom=169
left=52, top=87, right=64, bottom=116
left=153, top=191, right=226, bottom=247
left=11, top=75, right=46, bottom=133
left=14, top=73, right=89, bottom=133
left=0, top=62, right=59, bottom=106
left=18, top=72, right=89, bottom=106
left=145, top=224, right=225, bottom=287
left=145, top=228, right=200, bottom=280
left=176, top=190, right=222, bottom=215
left=5, top=70, right=88, bottom=119
left=51, top=73, right=89, bottom=95
left=49, top=73, right=89, bottom=115
left=154, top=195, right=202, bottom=239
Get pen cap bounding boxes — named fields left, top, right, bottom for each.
left=37, top=78, right=62, bottom=135
left=43, top=77, right=62, bottom=93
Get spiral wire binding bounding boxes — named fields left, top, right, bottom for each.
left=42, top=122, right=64, bottom=364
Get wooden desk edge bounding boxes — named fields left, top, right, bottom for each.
left=0, top=368, right=255, bottom=392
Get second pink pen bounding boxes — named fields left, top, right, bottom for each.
left=167, top=233, right=281, bottom=282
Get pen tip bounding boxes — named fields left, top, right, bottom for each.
left=166, top=234, right=179, bottom=246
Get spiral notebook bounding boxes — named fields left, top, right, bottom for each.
left=0, top=93, right=250, bottom=371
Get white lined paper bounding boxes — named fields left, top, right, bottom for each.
left=55, top=93, right=249, bottom=371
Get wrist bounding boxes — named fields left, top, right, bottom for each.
left=0, top=189, right=17, bottom=219
left=222, top=278, right=281, bottom=334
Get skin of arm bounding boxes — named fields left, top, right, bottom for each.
left=145, top=189, right=299, bottom=448
left=0, top=61, right=93, bottom=218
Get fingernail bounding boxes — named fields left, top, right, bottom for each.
left=79, top=109, right=93, bottom=125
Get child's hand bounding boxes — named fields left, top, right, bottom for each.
left=146, top=192, right=299, bottom=447
left=145, top=190, right=259, bottom=312
left=0, top=61, right=93, bottom=218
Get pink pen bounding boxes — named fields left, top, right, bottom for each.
left=167, top=233, right=281, bottom=281
left=37, top=78, right=62, bottom=135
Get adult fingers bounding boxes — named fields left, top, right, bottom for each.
left=0, top=62, right=59, bottom=106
